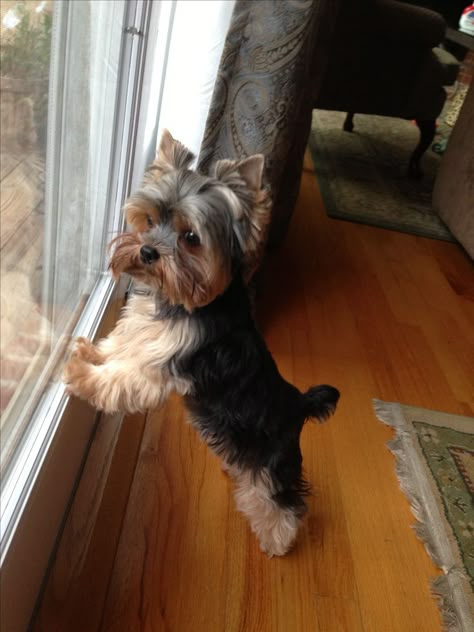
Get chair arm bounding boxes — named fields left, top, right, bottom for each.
left=371, top=0, right=446, bottom=48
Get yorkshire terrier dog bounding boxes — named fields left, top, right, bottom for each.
left=64, top=130, right=339, bottom=557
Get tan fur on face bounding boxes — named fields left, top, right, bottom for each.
left=108, top=232, right=145, bottom=280
left=125, top=196, right=160, bottom=233
left=108, top=232, right=232, bottom=312
left=125, top=133, right=271, bottom=288
left=158, top=248, right=230, bottom=311
left=234, top=469, right=300, bottom=557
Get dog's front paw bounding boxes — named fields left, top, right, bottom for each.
left=72, top=337, right=104, bottom=365
left=63, top=353, right=98, bottom=402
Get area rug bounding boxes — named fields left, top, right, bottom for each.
left=374, top=400, right=474, bottom=631
left=308, top=109, right=456, bottom=242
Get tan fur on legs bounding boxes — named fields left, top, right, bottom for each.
left=63, top=350, right=168, bottom=414
left=64, top=294, right=195, bottom=413
left=234, top=469, right=300, bottom=557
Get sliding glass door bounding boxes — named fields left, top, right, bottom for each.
left=0, top=1, right=164, bottom=629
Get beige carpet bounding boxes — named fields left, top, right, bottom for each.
left=374, top=400, right=474, bottom=632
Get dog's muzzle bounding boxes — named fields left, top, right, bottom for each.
left=140, top=245, right=160, bottom=265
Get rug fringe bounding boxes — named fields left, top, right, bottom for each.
left=431, top=574, right=469, bottom=632
left=373, top=399, right=470, bottom=632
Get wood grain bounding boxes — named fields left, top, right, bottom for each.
left=32, top=412, right=147, bottom=632
left=33, top=151, right=474, bottom=632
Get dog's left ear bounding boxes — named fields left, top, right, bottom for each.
left=213, top=154, right=264, bottom=197
left=236, top=154, right=265, bottom=192
left=213, top=154, right=271, bottom=280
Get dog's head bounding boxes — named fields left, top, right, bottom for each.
left=109, top=130, right=270, bottom=311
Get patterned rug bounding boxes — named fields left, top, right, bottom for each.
left=374, top=400, right=474, bottom=632
left=308, top=109, right=456, bottom=242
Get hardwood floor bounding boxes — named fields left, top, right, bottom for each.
left=32, top=154, right=474, bottom=632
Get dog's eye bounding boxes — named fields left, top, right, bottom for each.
left=146, top=215, right=154, bottom=228
left=182, top=231, right=200, bottom=246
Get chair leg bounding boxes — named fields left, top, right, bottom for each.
left=343, top=112, right=355, bottom=132
left=408, top=119, right=436, bottom=178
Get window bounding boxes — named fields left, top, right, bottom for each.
left=0, top=1, right=165, bottom=628
left=1, top=0, right=129, bottom=486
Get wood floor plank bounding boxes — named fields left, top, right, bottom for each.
left=314, top=596, right=365, bottom=632
left=284, top=163, right=459, bottom=632
left=32, top=413, right=146, bottom=632
left=98, top=395, right=234, bottom=632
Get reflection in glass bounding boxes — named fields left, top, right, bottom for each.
left=0, top=0, right=126, bottom=472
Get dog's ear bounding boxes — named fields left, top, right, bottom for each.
left=158, top=129, right=195, bottom=168
left=213, top=154, right=271, bottom=281
left=236, top=154, right=265, bottom=192
left=147, top=130, right=195, bottom=181
left=213, top=154, right=265, bottom=194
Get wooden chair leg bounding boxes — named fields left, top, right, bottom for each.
left=343, top=112, right=355, bottom=132
left=408, top=119, right=436, bottom=178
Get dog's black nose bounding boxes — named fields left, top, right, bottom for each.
left=140, top=245, right=160, bottom=264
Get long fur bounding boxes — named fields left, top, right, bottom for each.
left=64, top=130, right=340, bottom=557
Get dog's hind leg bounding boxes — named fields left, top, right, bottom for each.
left=233, top=467, right=303, bottom=557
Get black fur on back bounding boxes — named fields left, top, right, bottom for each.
left=177, top=275, right=340, bottom=514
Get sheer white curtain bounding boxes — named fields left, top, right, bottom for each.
left=43, top=0, right=127, bottom=338
left=87, top=1, right=126, bottom=277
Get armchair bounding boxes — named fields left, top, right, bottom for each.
left=313, top=0, right=459, bottom=177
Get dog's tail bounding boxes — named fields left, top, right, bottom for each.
left=301, top=384, right=340, bottom=423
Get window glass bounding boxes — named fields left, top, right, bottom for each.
left=0, top=0, right=126, bottom=474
